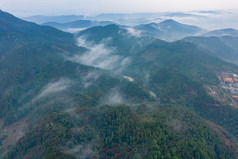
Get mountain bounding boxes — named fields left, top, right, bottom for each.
left=0, top=11, right=154, bottom=157
left=1, top=11, right=238, bottom=159
left=77, top=23, right=238, bottom=141
left=162, top=12, right=204, bottom=18
left=0, top=10, right=79, bottom=45
left=43, top=20, right=115, bottom=32
left=135, top=19, right=205, bottom=41
left=184, top=36, right=238, bottom=65
left=77, top=24, right=155, bottom=56
left=23, top=15, right=85, bottom=24
left=203, top=28, right=238, bottom=37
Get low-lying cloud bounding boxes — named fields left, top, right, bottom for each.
left=67, top=37, right=131, bottom=73
left=65, top=28, right=87, bottom=33
left=149, top=91, right=157, bottom=99
left=63, top=142, right=94, bottom=159
left=163, top=11, right=238, bottom=30
left=68, top=37, right=120, bottom=70
left=82, top=71, right=101, bottom=89
left=100, top=88, right=125, bottom=106
left=33, top=78, right=72, bottom=102
left=125, top=27, right=142, bottom=37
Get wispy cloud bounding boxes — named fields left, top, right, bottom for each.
left=32, top=78, right=72, bottom=102
left=125, top=27, right=142, bottom=37
left=68, top=37, right=120, bottom=70
left=63, top=142, right=95, bottom=159
left=78, top=144, right=93, bottom=159
left=82, top=71, right=101, bottom=89
left=100, top=88, right=125, bottom=106
left=67, top=37, right=131, bottom=73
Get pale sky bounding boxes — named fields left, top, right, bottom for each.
left=0, top=0, right=238, bottom=16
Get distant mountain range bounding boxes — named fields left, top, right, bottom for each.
left=43, top=20, right=115, bottom=32
left=1, top=10, right=238, bottom=159
left=161, top=12, right=204, bottom=18
left=23, top=10, right=238, bottom=30
left=23, top=15, right=85, bottom=24
left=134, top=19, right=205, bottom=41
left=202, top=28, right=238, bottom=37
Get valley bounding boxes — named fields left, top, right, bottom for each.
left=0, top=9, right=238, bottom=159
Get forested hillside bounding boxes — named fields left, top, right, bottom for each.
left=0, top=10, right=238, bottom=159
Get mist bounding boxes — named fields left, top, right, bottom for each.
left=100, top=88, right=125, bottom=106
left=32, top=78, right=72, bottom=102
left=82, top=71, right=101, bottom=89
left=160, top=10, right=238, bottom=30
left=125, top=27, right=142, bottom=37
left=67, top=37, right=131, bottom=73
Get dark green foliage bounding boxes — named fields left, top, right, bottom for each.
left=184, top=36, right=238, bottom=65
left=1, top=11, right=238, bottom=159
left=149, top=68, right=238, bottom=138
left=7, top=105, right=235, bottom=159
left=90, top=105, right=235, bottom=159
left=7, top=112, right=74, bottom=159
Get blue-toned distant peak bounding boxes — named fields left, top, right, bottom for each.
left=162, top=12, right=203, bottom=18
left=203, top=28, right=238, bottom=37
left=23, top=15, right=86, bottom=24
left=42, top=19, right=116, bottom=33
left=160, top=19, right=178, bottom=24
left=136, top=19, right=202, bottom=30
left=159, top=19, right=202, bottom=30
left=134, top=19, right=204, bottom=41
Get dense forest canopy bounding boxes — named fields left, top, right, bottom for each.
left=0, top=10, right=238, bottom=159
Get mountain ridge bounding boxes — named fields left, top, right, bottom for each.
left=42, top=20, right=115, bottom=32
left=202, top=28, right=238, bottom=37
left=0, top=11, right=238, bottom=159
left=134, top=19, right=205, bottom=41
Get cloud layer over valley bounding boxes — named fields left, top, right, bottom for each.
left=67, top=37, right=131, bottom=73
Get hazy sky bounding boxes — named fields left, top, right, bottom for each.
left=1, top=0, right=238, bottom=16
